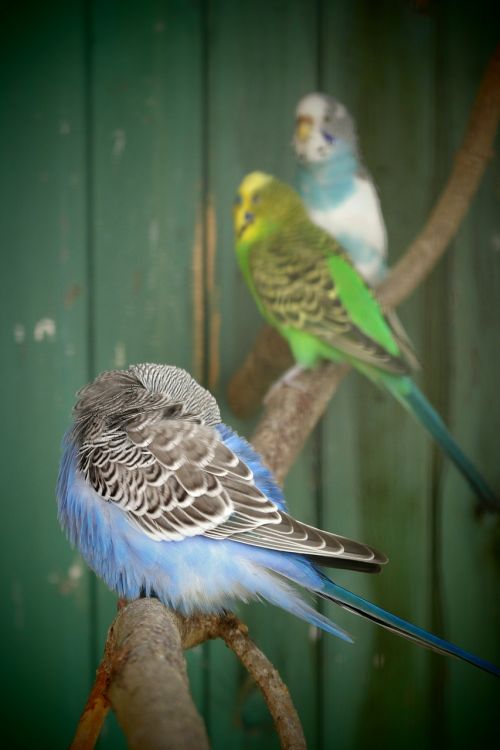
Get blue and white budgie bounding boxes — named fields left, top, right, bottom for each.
left=294, top=92, right=387, bottom=285
left=57, top=363, right=499, bottom=676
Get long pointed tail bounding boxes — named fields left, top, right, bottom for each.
left=317, top=575, right=500, bottom=677
left=385, top=377, right=498, bottom=510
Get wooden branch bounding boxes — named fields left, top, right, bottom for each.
left=179, top=612, right=307, bottom=750
left=71, top=599, right=211, bottom=750
left=69, top=643, right=112, bottom=750
left=71, top=603, right=306, bottom=750
left=227, top=326, right=294, bottom=419
left=253, top=363, right=350, bottom=484
left=228, top=41, right=500, bottom=421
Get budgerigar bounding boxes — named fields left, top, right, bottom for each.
left=294, top=92, right=387, bottom=285
left=233, top=172, right=498, bottom=511
left=57, top=363, right=498, bottom=675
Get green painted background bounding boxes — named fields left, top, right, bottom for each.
left=1, top=1, right=499, bottom=748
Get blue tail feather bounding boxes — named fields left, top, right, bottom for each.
left=267, top=557, right=499, bottom=676
left=317, top=575, right=500, bottom=678
left=391, top=379, right=498, bottom=510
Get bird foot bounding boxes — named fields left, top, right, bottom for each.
left=264, top=364, right=307, bottom=405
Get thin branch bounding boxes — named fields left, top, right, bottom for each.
left=71, top=604, right=306, bottom=750
left=179, top=612, right=307, bottom=750
left=69, top=646, right=112, bottom=750
left=228, top=40, right=500, bottom=421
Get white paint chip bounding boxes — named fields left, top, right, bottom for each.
left=48, top=558, right=85, bottom=595
left=13, top=324, right=26, bottom=344
left=491, top=234, right=500, bottom=252
left=308, top=624, right=320, bottom=642
left=112, top=129, right=127, bottom=158
left=68, top=562, right=84, bottom=580
left=34, top=318, right=56, bottom=342
left=114, top=342, right=127, bottom=368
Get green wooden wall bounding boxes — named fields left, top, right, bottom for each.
left=1, top=1, right=499, bottom=748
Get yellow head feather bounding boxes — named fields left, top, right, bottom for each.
left=233, top=172, right=275, bottom=244
left=233, top=170, right=305, bottom=245
left=239, top=171, right=272, bottom=197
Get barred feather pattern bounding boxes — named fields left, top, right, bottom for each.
left=72, top=363, right=386, bottom=568
left=249, top=231, right=408, bottom=375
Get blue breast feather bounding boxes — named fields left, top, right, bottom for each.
left=296, top=143, right=358, bottom=208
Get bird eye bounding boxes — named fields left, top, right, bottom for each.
left=321, top=130, right=336, bottom=144
left=234, top=193, right=242, bottom=206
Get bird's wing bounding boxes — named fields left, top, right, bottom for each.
left=78, top=416, right=386, bottom=570
left=249, top=231, right=410, bottom=375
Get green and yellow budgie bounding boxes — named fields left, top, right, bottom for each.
left=234, top=171, right=497, bottom=511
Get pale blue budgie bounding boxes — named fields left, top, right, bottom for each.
left=294, top=92, right=388, bottom=284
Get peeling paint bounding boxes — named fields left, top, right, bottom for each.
left=13, top=323, right=25, bottom=344
left=308, top=624, right=320, bottom=642
left=206, top=197, right=220, bottom=389
left=59, top=119, right=71, bottom=135
left=34, top=318, right=56, bottom=342
left=208, top=310, right=221, bottom=390
left=64, top=283, right=82, bottom=309
left=112, top=129, right=126, bottom=158
left=149, top=218, right=160, bottom=248
left=114, top=342, right=126, bottom=368
left=491, top=233, right=500, bottom=252
left=68, top=562, right=84, bottom=580
left=48, top=558, right=85, bottom=595
left=192, top=207, right=204, bottom=382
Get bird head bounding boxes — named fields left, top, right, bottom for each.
left=293, top=92, right=357, bottom=164
left=72, top=363, right=221, bottom=439
left=233, top=171, right=306, bottom=243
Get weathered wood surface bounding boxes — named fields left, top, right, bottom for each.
left=0, top=1, right=498, bottom=748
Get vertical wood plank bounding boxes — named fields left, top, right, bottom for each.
left=206, top=1, right=320, bottom=747
left=0, top=2, right=91, bottom=746
left=320, top=2, right=437, bottom=747
left=89, top=1, right=204, bottom=745
left=438, top=3, right=500, bottom=748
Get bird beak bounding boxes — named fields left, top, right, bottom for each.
left=295, top=115, right=313, bottom=142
